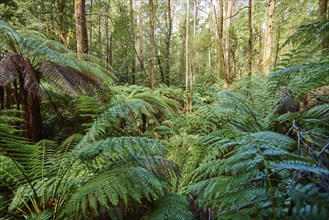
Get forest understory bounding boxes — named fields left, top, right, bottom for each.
left=0, top=0, right=329, bottom=219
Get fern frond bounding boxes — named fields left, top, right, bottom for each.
left=61, top=167, right=164, bottom=218
left=75, top=137, right=167, bottom=161
left=144, top=193, right=194, bottom=220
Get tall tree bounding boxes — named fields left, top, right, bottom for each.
left=149, top=0, right=155, bottom=90
left=139, top=0, right=144, bottom=71
left=74, top=0, right=88, bottom=54
left=164, top=0, right=172, bottom=85
left=263, top=0, right=276, bottom=74
left=257, top=25, right=264, bottom=73
left=129, top=0, right=136, bottom=83
left=185, top=0, right=190, bottom=112
left=213, top=0, right=225, bottom=81
left=248, top=0, right=252, bottom=77
left=105, top=2, right=110, bottom=66
left=224, top=0, right=233, bottom=86
left=56, top=0, right=67, bottom=44
left=89, top=0, right=93, bottom=52
left=190, top=0, right=197, bottom=112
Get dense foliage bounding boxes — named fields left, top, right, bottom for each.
left=0, top=0, right=328, bottom=219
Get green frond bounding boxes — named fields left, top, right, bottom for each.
left=284, top=20, right=329, bottom=48
left=17, top=29, right=48, bottom=41
left=38, top=61, right=102, bottom=96
left=57, top=134, right=83, bottom=154
left=183, top=128, right=329, bottom=218
left=144, top=193, right=194, bottom=220
left=134, top=92, right=177, bottom=118
left=271, top=160, right=328, bottom=174
left=75, top=137, right=167, bottom=161
left=61, top=167, right=164, bottom=218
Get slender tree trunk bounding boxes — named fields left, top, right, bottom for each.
left=263, top=0, right=276, bottom=74
left=257, top=26, right=263, bottom=73
left=89, top=0, right=93, bottom=52
left=105, top=2, right=110, bottom=65
left=165, top=0, right=172, bottom=86
left=74, top=0, right=88, bottom=54
left=232, top=38, right=238, bottom=80
left=149, top=0, right=155, bottom=90
left=156, top=50, right=165, bottom=83
left=248, top=0, right=252, bottom=77
left=273, top=22, right=281, bottom=72
left=213, top=0, right=225, bottom=82
left=109, top=35, right=113, bottom=67
left=185, top=0, right=189, bottom=112
left=98, top=14, right=101, bottom=57
left=130, top=0, right=136, bottom=83
left=225, top=0, right=233, bottom=86
left=319, top=0, right=328, bottom=19
left=190, top=0, right=197, bottom=112
left=139, top=0, right=144, bottom=71
left=180, top=29, right=185, bottom=83
left=57, top=0, right=67, bottom=44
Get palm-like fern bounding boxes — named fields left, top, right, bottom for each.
left=0, top=20, right=113, bottom=141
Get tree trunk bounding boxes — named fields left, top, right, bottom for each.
left=164, top=0, right=172, bottom=86
left=149, top=0, right=155, bottom=90
left=190, top=0, right=197, bottom=112
left=109, top=36, right=113, bottom=68
left=273, top=22, right=281, bottom=72
left=225, top=0, right=233, bottom=86
left=263, top=0, right=276, bottom=74
left=105, top=2, right=110, bottom=65
left=74, top=0, right=88, bottom=54
left=21, top=60, right=43, bottom=142
left=185, top=0, right=189, bottom=112
left=89, top=0, right=93, bottom=52
left=139, top=0, right=144, bottom=72
left=56, top=0, right=67, bottom=45
left=248, top=0, right=252, bottom=77
left=213, top=0, right=225, bottom=82
left=257, top=26, right=263, bottom=73
left=319, top=0, right=328, bottom=19
left=129, top=0, right=136, bottom=83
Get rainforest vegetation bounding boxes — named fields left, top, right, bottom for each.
left=0, top=0, right=328, bottom=219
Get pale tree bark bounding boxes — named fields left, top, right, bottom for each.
left=257, top=26, right=263, bottom=73
left=190, top=0, right=197, bottom=112
left=89, top=0, right=93, bottom=52
left=129, top=0, right=136, bottom=83
left=185, top=0, right=189, bottom=112
left=248, top=0, right=252, bottom=77
left=74, top=0, right=88, bottom=54
left=225, top=0, right=233, bottom=87
left=139, top=0, right=144, bottom=71
left=164, top=0, right=172, bottom=85
left=213, top=0, right=225, bottom=82
left=263, top=0, right=276, bottom=74
left=149, top=0, right=155, bottom=90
